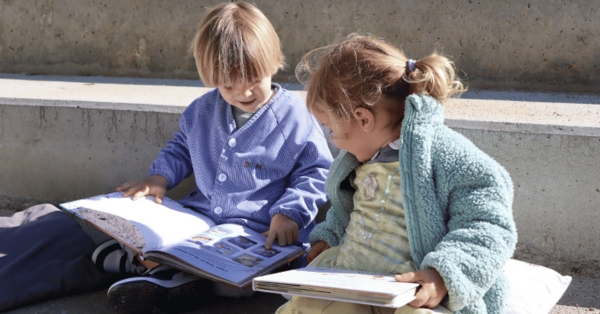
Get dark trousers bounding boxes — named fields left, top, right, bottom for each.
left=0, top=204, right=110, bottom=311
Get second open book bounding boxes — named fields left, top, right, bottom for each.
left=59, top=192, right=305, bottom=289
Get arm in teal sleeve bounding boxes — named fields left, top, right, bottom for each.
left=308, top=206, right=347, bottom=247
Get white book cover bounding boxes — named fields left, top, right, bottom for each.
left=253, top=267, right=419, bottom=308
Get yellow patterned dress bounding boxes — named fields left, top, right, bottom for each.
left=276, top=161, right=451, bottom=314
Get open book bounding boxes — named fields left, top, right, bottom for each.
left=253, top=267, right=419, bottom=308
left=59, top=192, right=305, bottom=289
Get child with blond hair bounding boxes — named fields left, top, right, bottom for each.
left=277, top=34, right=517, bottom=313
left=100, top=2, right=333, bottom=313
left=0, top=2, right=332, bottom=313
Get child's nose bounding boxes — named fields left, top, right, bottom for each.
left=240, top=88, right=252, bottom=98
left=236, top=85, right=253, bottom=98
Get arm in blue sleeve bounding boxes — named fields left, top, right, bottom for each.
left=269, top=141, right=332, bottom=230
left=148, top=111, right=194, bottom=190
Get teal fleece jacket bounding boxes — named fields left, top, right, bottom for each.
left=309, top=94, right=517, bottom=313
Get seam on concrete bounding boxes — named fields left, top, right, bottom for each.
left=0, top=97, right=186, bottom=114
left=446, top=119, right=600, bottom=137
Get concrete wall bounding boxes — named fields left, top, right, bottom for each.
left=0, top=75, right=201, bottom=202
left=1, top=75, right=599, bottom=265
left=450, top=127, right=600, bottom=269
left=1, top=0, right=599, bottom=93
left=0, top=103, right=181, bottom=200
left=444, top=95, right=600, bottom=264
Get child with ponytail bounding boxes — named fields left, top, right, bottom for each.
left=277, top=34, right=517, bottom=313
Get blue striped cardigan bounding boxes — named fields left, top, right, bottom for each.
left=149, top=84, right=333, bottom=244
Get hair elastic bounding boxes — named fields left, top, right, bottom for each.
left=407, top=59, right=416, bottom=72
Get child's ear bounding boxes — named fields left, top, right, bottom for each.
left=353, top=107, right=375, bottom=132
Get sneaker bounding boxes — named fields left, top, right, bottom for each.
left=92, top=239, right=146, bottom=274
left=107, top=265, right=214, bottom=314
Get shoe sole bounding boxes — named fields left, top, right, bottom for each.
left=107, top=274, right=214, bottom=314
left=107, top=272, right=201, bottom=292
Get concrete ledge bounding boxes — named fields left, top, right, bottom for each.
left=446, top=91, right=600, bottom=137
left=1, top=74, right=599, bottom=267
left=0, top=74, right=205, bottom=113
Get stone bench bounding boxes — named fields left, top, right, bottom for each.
left=1, top=73, right=599, bottom=277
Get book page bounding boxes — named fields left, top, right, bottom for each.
left=74, top=208, right=147, bottom=251
left=60, top=192, right=215, bottom=252
left=145, top=223, right=305, bottom=288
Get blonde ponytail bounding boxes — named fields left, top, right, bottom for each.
left=296, top=34, right=466, bottom=128
left=404, top=53, right=466, bottom=103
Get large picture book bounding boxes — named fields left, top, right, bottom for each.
left=253, top=267, right=419, bottom=308
left=59, top=192, right=305, bottom=289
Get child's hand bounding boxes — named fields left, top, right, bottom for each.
left=116, top=175, right=168, bottom=204
left=395, top=268, right=448, bottom=309
left=263, top=214, right=299, bottom=249
left=307, top=241, right=330, bottom=264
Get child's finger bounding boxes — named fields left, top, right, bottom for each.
left=264, top=230, right=275, bottom=250
left=154, top=191, right=164, bottom=204
left=115, top=183, right=129, bottom=192
left=395, top=271, right=431, bottom=307
left=408, top=285, right=432, bottom=308
left=285, top=229, right=296, bottom=246
left=308, top=249, right=321, bottom=262
left=306, top=250, right=318, bottom=264
left=120, top=186, right=136, bottom=197
left=277, top=231, right=287, bottom=247
left=122, top=183, right=145, bottom=198
left=395, top=271, right=419, bottom=283
left=132, top=190, right=147, bottom=201
left=116, top=180, right=138, bottom=193
left=307, top=242, right=329, bottom=264
left=397, top=269, right=447, bottom=309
